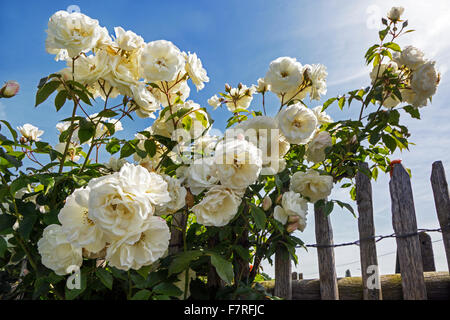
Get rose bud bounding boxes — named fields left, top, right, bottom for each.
left=262, top=196, right=272, bottom=211
left=0, top=80, right=20, bottom=98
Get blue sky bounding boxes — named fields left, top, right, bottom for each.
left=1, top=0, right=450, bottom=278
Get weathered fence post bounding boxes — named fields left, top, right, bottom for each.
left=356, top=162, right=382, bottom=300
left=419, top=232, right=436, bottom=272
left=395, top=232, right=436, bottom=273
left=314, top=205, right=339, bottom=300
left=389, top=163, right=427, bottom=300
left=274, top=245, right=292, bottom=299
left=430, top=160, right=450, bottom=272
left=292, top=272, right=298, bottom=281
left=168, top=212, right=187, bottom=254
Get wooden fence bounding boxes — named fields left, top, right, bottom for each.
left=272, top=161, right=450, bottom=300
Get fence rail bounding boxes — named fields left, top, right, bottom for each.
left=273, top=160, right=450, bottom=300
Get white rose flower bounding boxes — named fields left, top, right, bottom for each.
left=58, top=187, right=106, bottom=253
left=225, top=85, right=256, bottom=112
left=256, top=78, right=270, bottom=93
left=265, top=57, right=303, bottom=94
left=193, top=135, right=219, bottom=155
left=410, top=60, right=439, bottom=107
left=273, top=191, right=308, bottom=231
left=88, top=163, right=170, bottom=240
left=45, top=10, right=103, bottom=58
left=113, top=26, right=144, bottom=52
left=105, top=156, right=128, bottom=172
left=276, top=103, right=317, bottom=145
left=290, top=169, right=333, bottom=203
left=312, top=106, right=333, bottom=125
left=37, top=224, right=83, bottom=275
left=185, top=157, right=219, bottom=195
left=208, top=94, right=222, bottom=110
left=59, top=51, right=112, bottom=88
left=397, top=46, right=426, bottom=70
left=139, top=40, right=185, bottom=82
left=130, top=83, right=160, bottom=119
left=106, top=216, right=170, bottom=271
left=56, top=121, right=71, bottom=134
left=306, top=131, right=332, bottom=163
left=184, top=52, right=209, bottom=91
left=105, top=53, right=140, bottom=97
left=155, top=175, right=187, bottom=215
left=213, top=138, right=262, bottom=190
left=234, top=116, right=290, bottom=175
left=17, top=123, right=44, bottom=142
left=192, top=185, right=242, bottom=227
left=387, top=6, right=405, bottom=22
left=304, top=64, right=328, bottom=101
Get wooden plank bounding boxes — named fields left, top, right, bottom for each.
left=314, top=206, right=339, bottom=300
left=274, top=245, right=292, bottom=299
left=419, top=232, right=436, bottom=272
left=389, top=163, right=427, bottom=299
left=260, top=272, right=450, bottom=300
left=292, top=272, right=298, bottom=280
left=430, top=160, right=450, bottom=272
left=355, top=162, right=382, bottom=300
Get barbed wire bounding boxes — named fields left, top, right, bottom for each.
left=297, top=227, right=444, bottom=249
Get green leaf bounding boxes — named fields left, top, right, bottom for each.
left=0, top=214, right=16, bottom=234
left=232, top=245, right=251, bottom=262
left=131, top=289, right=152, bottom=300
left=36, top=81, right=60, bottom=107
left=324, top=200, right=334, bottom=216
left=379, top=27, right=389, bottom=41
left=106, top=138, right=121, bottom=155
left=321, top=98, right=336, bottom=111
left=334, top=200, right=356, bottom=217
left=54, top=90, right=68, bottom=111
left=382, top=134, right=397, bottom=153
left=152, top=282, right=183, bottom=297
left=210, top=253, right=234, bottom=285
left=0, top=120, right=18, bottom=143
left=194, top=111, right=209, bottom=128
left=78, top=118, right=95, bottom=144
left=338, top=96, right=345, bottom=110
left=144, top=140, right=157, bottom=157
left=18, top=213, right=38, bottom=240
left=404, top=105, right=420, bottom=119
left=97, top=110, right=119, bottom=118
left=120, top=142, right=135, bottom=158
left=96, top=268, right=113, bottom=290
left=250, top=205, right=266, bottom=230
left=181, top=115, right=192, bottom=131
left=168, top=250, right=203, bottom=275
left=384, top=42, right=401, bottom=52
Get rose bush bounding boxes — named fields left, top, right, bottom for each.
left=0, top=7, right=440, bottom=300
